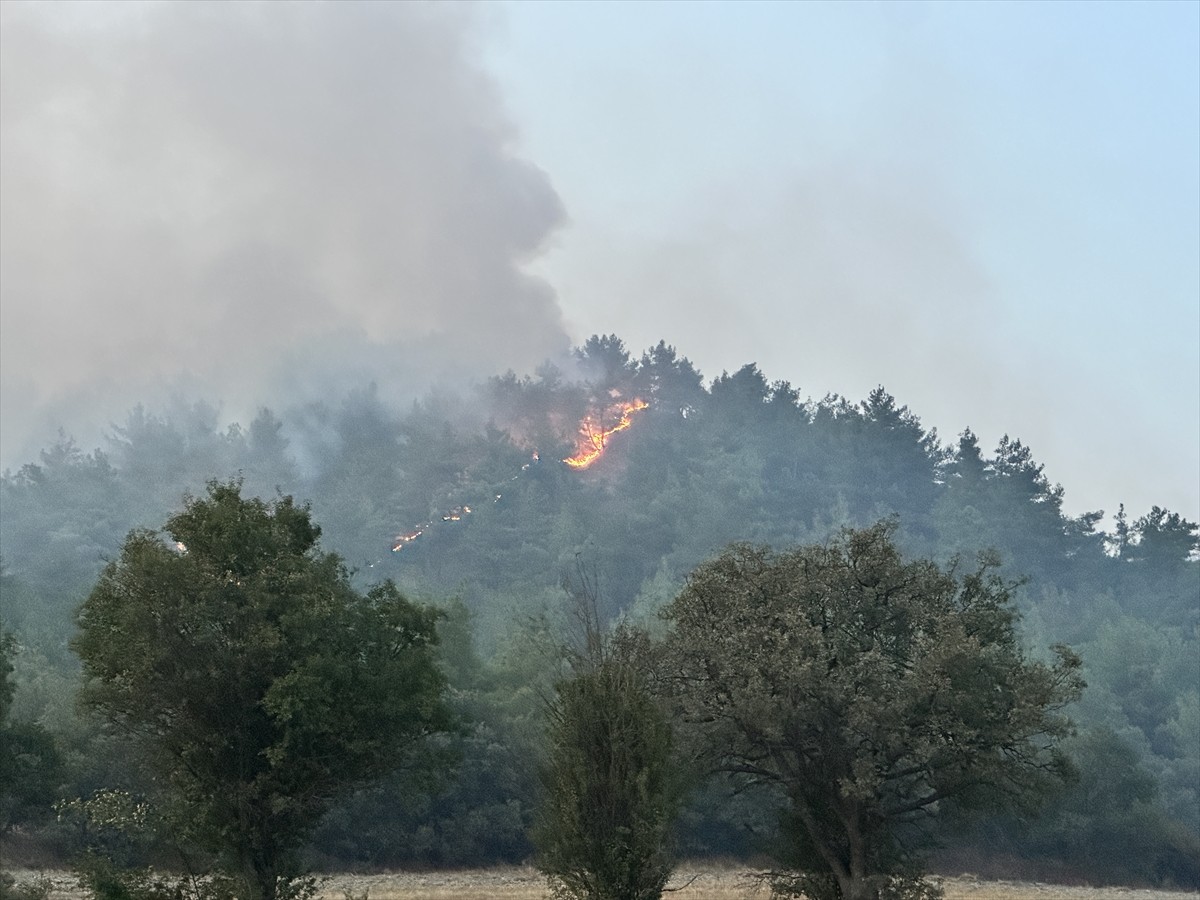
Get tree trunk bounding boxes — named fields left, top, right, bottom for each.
left=252, top=860, right=277, bottom=900
left=841, top=875, right=879, bottom=900
left=840, top=802, right=877, bottom=900
left=243, top=826, right=279, bottom=900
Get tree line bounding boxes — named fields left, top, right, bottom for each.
left=1, top=335, right=1197, bottom=891
left=7, top=484, right=1084, bottom=900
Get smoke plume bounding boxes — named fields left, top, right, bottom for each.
left=0, top=0, right=569, bottom=465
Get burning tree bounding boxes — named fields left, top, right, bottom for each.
left=563, top=397, right=649, bottom=470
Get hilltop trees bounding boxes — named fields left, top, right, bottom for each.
left=661, top=523, right=1084, bottom=900
left=73, top=481, right=452, bottom=900
left=0, top=333, right=1194, bottom=880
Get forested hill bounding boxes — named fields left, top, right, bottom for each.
left=2, top=334, right=1197, bottom=878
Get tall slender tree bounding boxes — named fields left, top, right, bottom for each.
left=535, top=586, right=686, bottom=900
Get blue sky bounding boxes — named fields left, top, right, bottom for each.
left=483, top=0, right=1200, bottom=521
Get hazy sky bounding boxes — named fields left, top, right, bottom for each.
left=485, top=0, right=1200, bottom=522
left=1, top=1, right=570, bottom=460
left=1, top=0, right=1197, bottom=523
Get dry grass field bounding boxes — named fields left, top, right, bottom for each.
left=316, top=868, right=1199, bottom=900
left=9, top=868, right=1200, bottom=900
left=8, top=866, right=1199, bottom=900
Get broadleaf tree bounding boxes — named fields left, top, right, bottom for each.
left=73, top=480, right=452, bottom=900
left=660, top=522, right=1084, bottom=900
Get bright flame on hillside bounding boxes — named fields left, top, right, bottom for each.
left=389, top=403, right=647, bottom=553
left=392, top=528, right=424, bottom=552
left=563, top=398, right=649, bottom=469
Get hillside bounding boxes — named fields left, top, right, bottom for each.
left=1, top=335, right=1197, bottom=884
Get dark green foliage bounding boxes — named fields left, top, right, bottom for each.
left=311, top=728, right=532, bottom=868
left=311, top=601, right=541, bottom=867
left=1030, top=728, right=1200, bottom=885
left=661, top=523, right=1084, bottom=900
left=0, top=333, right=1195, bottom=881
left=953, top=727, right=1200, bottom=887
left=534, top=599, right=686, bottom=900
left=72, top=481, right=452, bottom=900
left=0, top=629, right=65, bottom=834
left=0, top=719, right=63, bottom=835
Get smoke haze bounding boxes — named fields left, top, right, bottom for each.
left=486, top=0, right=1200, bottom=522
left=2, top=1, right=1196, bottom=525
left=0, top=0, right=569, bottom=465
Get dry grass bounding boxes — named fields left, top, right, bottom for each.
left=318, top=866, right=757, bottom=900
left=299, top=867, right=1200, bottom=900
left=302, top=868, right=1200, bottom=900
left=9, top=866, right=1198, bottom=900
left=937, top=878, right=1199, bottom=900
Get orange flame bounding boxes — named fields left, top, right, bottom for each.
left=390, top=403, right=646, bottom=553
left=391, top=528, right=424, bottom=552
left=563, top=399, right=649, bottom=469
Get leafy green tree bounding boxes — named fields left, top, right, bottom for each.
left=661, top=522, right=1084, bottom=900
left=72, top=481, right=452, bottom=900
left=534, top=592, right=686, bottom=900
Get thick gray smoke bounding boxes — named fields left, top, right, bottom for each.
left=0, top=1, right=569, bottom=466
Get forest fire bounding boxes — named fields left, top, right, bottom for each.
left=563, top=398, right=649, bottom=469
left=391, top=400, right=648, bottom=552
left=391, top=528, right=424, bottom=552
left=392, top=506, right=475, bottom=551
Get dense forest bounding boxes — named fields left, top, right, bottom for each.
left=1, top=335, right=1197, bottom=885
